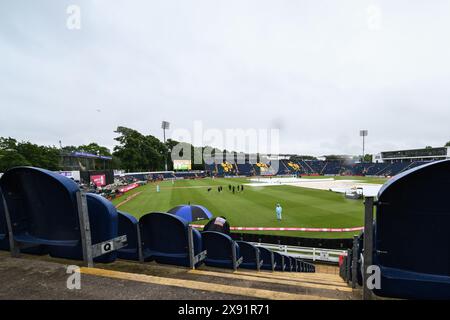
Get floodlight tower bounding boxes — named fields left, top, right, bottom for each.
left=360, top=130, right=368, bottom=163
left=162, top=121, right=170, bottom=171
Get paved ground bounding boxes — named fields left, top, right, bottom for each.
left=0, top=251, right=355, bottom=300
left=0, top=254, right=250, bottom=300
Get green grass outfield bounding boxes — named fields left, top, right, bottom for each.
left=111, top=176, right=387, bottom=239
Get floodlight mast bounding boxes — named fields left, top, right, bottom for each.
left=360, top=130, right=368, bottom=163
left=162, top=121, right=170, bottom=171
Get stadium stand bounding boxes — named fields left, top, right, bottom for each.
left=236, top=163, right=254, bottom=176
left=372, top=159, right=450, bottom=299
left=202, top=231, right=243, bottom=270
left=1, top=164, right=320, bottom=300
left=204, top=159, right=439, bottom=178
left=139, top=212, right=206, bottom=267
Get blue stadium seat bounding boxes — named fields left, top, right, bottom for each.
left=291, top=256, right=299, bottom=272
left=296, top=259, right=305, bottom=272
left=236, top=241, right=263, bottom=270
left=140, top=212, right=205, bottom=267
left=283, top=254, right=293, bottom=272
left=289, top=256, right=297, bottom=272
left=305, top=262, right=313, bottom=272
left=0, top=167, right=80, bottom=255
left=49, top=193, right=119, bottom=263
left=116, top=211, right=140, bottom=261
left=0, top=167, right=120, bottom=262
left=373, top=159, right=450, bottom=299
left=259, top=247, right=276, bottom=271
left=273, top=252, right=286, bottom=271
left=202, top=231, right=243, bottom=269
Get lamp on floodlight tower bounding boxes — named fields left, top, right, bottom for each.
left=360, top=130, right=368, bottom=163
left=162, top=121, right=170, bottom=171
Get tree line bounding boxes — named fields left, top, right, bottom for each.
left=0, top=127, right=219, bottom=172
left=1, top=131, right=449, bottom=173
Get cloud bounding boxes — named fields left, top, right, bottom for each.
left=0, top=0, right=449, bottom=155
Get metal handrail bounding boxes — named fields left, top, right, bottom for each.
left=251, top=242, right=347, bottom=263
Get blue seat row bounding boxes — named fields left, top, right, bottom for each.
left=0, top=166, right=315, bottom=273
left=115, top=212, right=313, bottom=272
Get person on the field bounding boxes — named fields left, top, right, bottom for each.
left=203, top=216, right=231, bottom=235
left=276, top=203, right=282, bottom=221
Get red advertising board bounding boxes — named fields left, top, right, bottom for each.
left=90, top=174, right=106, bottom=187
left=118, top=183, right=139, bottom=193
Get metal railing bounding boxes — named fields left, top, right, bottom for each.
left=251, top=242, right=347, bottom=263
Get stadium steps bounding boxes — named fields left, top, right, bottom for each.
left=0, top=251, right=355, bottom=300
left=398, top=161, right=415, bottom=174
left=93, top=260, right=354, bottom=300
left=320, top=162, right=328, bottom=175
left=301, top=160, right=316, bottom=174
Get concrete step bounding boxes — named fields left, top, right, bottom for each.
left=0, top=251, right=355, bottom=300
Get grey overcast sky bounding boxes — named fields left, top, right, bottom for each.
left=1, top=0, right=449, bottom=156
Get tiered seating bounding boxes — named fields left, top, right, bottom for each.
left=365, top=163, right=388, bottom=175
left=174, top=172, right=197, bottom=178
left=276, top=160, right=304, bottom=175
left=308, top=161, right=327, bottom=174
left=321, top=161, right=342, bottom=175
left=206, top=159, right=436, bottom=178
left=215, top=162, right=236, bottom=176
left=236, top=163, right=254, bottom=176
left=0, top=166, right=316, bottom=275
left=296, top=160, right=315, bottom=174
left=254, top=162, right=278, bottom=175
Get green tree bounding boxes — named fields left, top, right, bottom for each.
left=363, top=154, right=373, bottom=163
left=113, top=126, right=167, bottom=171
left=78, top=143, right=111, bottom=156
left=0, top=150, right=31, bottom=172
left=445, top=141, right=450, bottom=147
left=15, top=142, right=61, bottom=170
